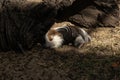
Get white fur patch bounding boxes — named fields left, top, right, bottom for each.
left=74, top=35, right=85, bottom=47
left=45, top=33, right=63, bottom=48
left=52, top=35, right=63, bottom=48
left=79, top=28, right=91, bottom=42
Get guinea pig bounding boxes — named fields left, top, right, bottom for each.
left=45, top=22, right=91, bottom=48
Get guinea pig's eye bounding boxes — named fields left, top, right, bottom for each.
left=49, top=35, right=54, bottom=41
left=49, top=38, right=53, bottom=41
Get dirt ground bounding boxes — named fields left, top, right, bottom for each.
left=80, top=26, right=120, bottom=55
left=0, top=24, right=120, bottom=80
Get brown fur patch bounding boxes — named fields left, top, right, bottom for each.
left=51, top=22, right=74, bottom=29
left=47, top=29, right=62, bottom=41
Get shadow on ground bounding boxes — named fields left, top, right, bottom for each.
left=0, top=46, right=120, bottom=80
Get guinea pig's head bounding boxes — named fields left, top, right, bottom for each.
left=45, top=29, right=63, bottom=48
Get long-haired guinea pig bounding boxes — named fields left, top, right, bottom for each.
left=45, top=22, right=91, bottom=48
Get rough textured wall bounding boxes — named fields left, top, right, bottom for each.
left=0, top=0, right=56, bottom=51
left=56, top=0, right=119, bottom=27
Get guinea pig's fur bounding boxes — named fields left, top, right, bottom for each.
left=45, top=22, right=91, bottom=48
